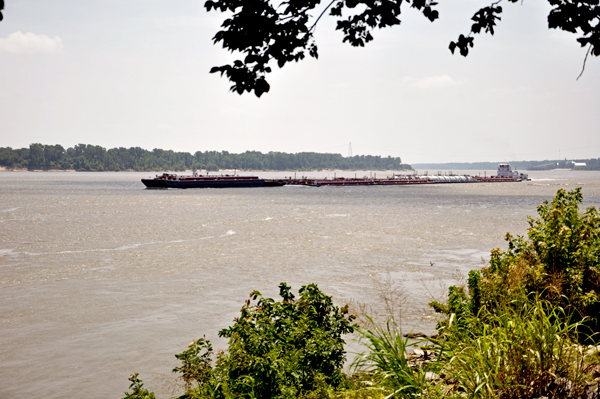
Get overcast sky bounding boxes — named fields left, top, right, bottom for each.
left=0, top=0, right=598, bottom=164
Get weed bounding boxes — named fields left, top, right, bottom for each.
left=436, top=296, right=590, bottom=398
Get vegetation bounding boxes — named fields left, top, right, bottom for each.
left=0, top=144, right=410, bottom=172
left=351, top=318, right=431, bottom=398
left=2, top=2, right=598, bottom=96
left=429, top=187, right=600, bottom=397
left=123, top=374, right=156, bottom=399
left=204, top=0, right=599, bottom=96
left=431, top=188, right=600, bottom=339
left=433, top=296, right=594, bottom=398
left=124, top=188, right=600, bottom=399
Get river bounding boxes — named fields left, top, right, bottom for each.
left=1, top=169, right=599, bottom=398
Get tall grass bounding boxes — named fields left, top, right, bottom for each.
left=437, top=297, right=590, bottom=398
left=352, top=317, right=431, bottom=399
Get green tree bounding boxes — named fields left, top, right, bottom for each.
left=204, top=0, right=600, bottom=96
left=28, top=143, right=45, bottom=170
left=43, top=144, right=66, bottom=169
left=0, top=147, right=20, bottom=169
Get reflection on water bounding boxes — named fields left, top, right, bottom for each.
left=1, top=170, right=599, bottom=398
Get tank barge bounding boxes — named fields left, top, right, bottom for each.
left=271, top=175, right=433, bottom=187
left=141, top=173, right=284, bottom=189
left=271, top=164, right=529, bottom=187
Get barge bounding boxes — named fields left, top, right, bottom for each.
left=142, top=164, right=529, bottom=189
left=141, top=173, right=284, bottom=189
left=272, top=176, right=432, bottom=187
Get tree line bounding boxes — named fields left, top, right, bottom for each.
left=0, top=143, right=411, bottom=172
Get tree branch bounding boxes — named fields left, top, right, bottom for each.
left=576, top=44, right=592, bottom=80
left=310, top=0, right=337, bottom=33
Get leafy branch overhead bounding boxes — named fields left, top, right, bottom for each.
left=204, top=0, right=599, bottom=96
left=450, top=0, right=600, bottom=76
left=204, top=0, right=439, bottom=97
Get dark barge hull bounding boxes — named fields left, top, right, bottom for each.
left=142, top=178, right=279, bottom=189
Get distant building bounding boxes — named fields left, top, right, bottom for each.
left=572, top=162, right=587, bottom=168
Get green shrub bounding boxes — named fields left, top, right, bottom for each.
left=172, top=338, right=224, bottom=397
left=218, top=282, right=355, bottom=398
left=122, top=373, right=156, bottom=399
left=432, top=188, right=600, bottom=341
left=171, top=282, right=355, bottom=399
left=426, top=187, right=600, bottom=397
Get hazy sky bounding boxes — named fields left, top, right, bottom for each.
left=0, top=0, right=598, bottom=163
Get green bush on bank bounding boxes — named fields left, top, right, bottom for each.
left=431, top=187, right=600, bottom=340
left=428, top=187, right=600, bottom=398
left=123, top=373, right=156, bottom=399
left=215, top=283, right=355, bottom=399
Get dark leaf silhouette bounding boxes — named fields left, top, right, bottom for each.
left=200, top=0, right=598, bottom=94
left=1, top=1, right=596, bottom=93
left=204, top=0, right=439, bottom=96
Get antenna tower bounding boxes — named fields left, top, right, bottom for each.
left=348, top=142, right=352, bottom=157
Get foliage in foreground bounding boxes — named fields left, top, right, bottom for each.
left=123, top=373, right=156, bottom=399
left=215, top=282, right=355, bottom=398
left=426, top=187, right=600, bottom=397
left=431, top=187, right=600, bottom=340
left=351, top=187, right=600, bottom=398
left=351, top=295, right=600, bottom=399
left=436, top=296, right=593, bottom=398
left=204, top=0, right=599, bottom=97
left=352, top=318, right=432, bottom=399
left=124, top=283, right=356, bottom=399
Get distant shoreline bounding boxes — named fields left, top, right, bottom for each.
left=0, top=167, right=75, bottom=172
left=413, top=159, right=599, bottom=171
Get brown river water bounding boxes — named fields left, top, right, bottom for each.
left=1, top=170, right=599, bottom=398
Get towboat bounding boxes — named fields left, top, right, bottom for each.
left=473, top=163, right=530, bottom=182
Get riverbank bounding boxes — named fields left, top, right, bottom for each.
left=0, top=166, right=76, bottom=172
